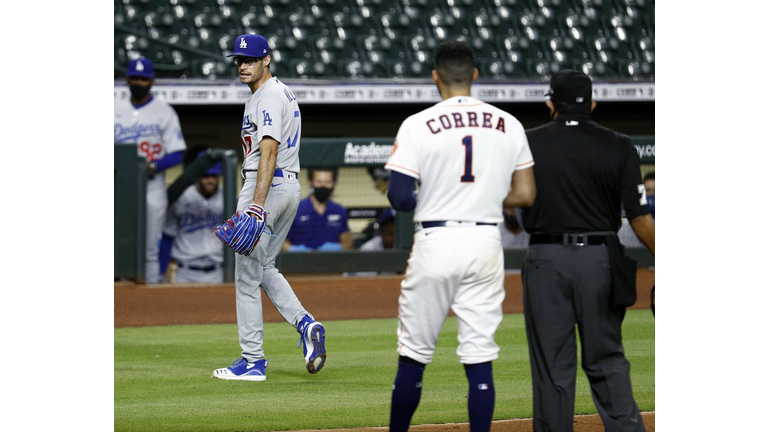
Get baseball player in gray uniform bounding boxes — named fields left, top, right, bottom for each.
left=114, top=58, right=187, bottom=284
left=161, top=158, right=225, bottom=283
left=212, top=34, right=326, bottom=381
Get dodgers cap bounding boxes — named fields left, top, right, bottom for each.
left=546, top=69, right=592, bottom=104
left=378, top=209, right=396, bottom=225
left=127, top=58, right=155, bottom=78
left=196, top=150, right=222, bottom=176
left=227, top=34, right=270, bottom=58
left=205, top=162, right=222, bottom=176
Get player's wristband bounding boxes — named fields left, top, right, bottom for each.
left=154, top=150, right=184, bottom=172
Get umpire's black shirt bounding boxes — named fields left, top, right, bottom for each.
left=522, top=113, right=650, bottom=233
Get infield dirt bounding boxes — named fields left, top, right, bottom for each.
left=115, top=269, right=655, bottom=432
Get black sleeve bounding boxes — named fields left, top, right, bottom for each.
left=619, top=135, right=651, bottom=219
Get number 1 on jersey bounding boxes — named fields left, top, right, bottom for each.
left=461, top=136, right=475, bottom=182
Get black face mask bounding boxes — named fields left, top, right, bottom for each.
left=129, top=84, right=151, bottom=101
left=312, top=187, right=333, bottom=203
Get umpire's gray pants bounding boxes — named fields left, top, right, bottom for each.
left=522, top=244, right=645, bottom=432
left=235, top=173, right=312, bottom=362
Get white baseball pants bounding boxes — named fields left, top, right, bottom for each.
left=397, top=225, right=505, bottom=365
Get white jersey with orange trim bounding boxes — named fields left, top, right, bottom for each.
left=385, top=96, right=534, bottom=223
left=240, top=77, right=301, bottom=173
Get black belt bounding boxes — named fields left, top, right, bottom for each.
left=420, top=221, right=498, bottom=229
left=529, top=233, right=613, bottom=246
left=177, top=262, right=221, bottom=272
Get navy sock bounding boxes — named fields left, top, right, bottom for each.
left=464, top=362, right=495, bottom=432
left=389, top=357, right=425, bottom=432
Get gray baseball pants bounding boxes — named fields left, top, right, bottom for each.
left=235, top=172, right=312, bottom=362
left=145, top=180, right=167, bottom=284
left=522, top=244, right=645, bottom=432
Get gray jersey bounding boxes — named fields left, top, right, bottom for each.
left=240, top=77, right=301, bottom=173
left=163, top=184, right=224, bottom=265
left=114, top=96, right=187, bottom=188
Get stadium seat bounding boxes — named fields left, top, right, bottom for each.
left=590, top=59, right=618, bottom=78
left=192, top=11, right=224, bottom=31
left=337, top=58, right=376, bottom=78
left=477, top=58, right=526, bottom=80
left=261, top=0, right=296, bottom=15
left=431, top=25, right=471, bottom=45
left=568, top=2, right=608, bottom=38
left=191, top=58, right=231, bottom=79
left=216, top=4, right=244, bottom=34
left=525, top=2, right=561, bottom=36
left=406, top=49, right=433, bottom=78
left=240, top=10, right=287, bottom=36
left=358, top=34, right=400, bottom=60
left=355, top=0, right=397, bottom=24
left=405, top=33, right=438, bottom=53
left=330, top=10, right=365, bottom=33
left=572, top=58, right=617, bottom=78
left=631, top=35, right=653, bottom=60
left=268, top=50, right=292, bottom=77
left=316, top=48, right=341, bottom=71
left=497, top=33, right=530, bottom=64
left=383, top=59, right=409, bottom=78
left=616, top=59, right=644, bottom=79
left=131, top=37, right=172, bottom=65
left=169, top=49, right=192, bottom=70
left=571, top=59, right=595, bottom=76
left=284, top=10, right=331, bottom=36
left=540, top=35, right=591, bottom=71
left=587, top=34, right=635, bottom=75
left=644, top=14, right=654, bottom=36
left=290, top=59, right=331, bottom=78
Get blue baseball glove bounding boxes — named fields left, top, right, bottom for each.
left=212, top=204, right=268, bottom=256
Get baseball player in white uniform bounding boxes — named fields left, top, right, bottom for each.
left=114, top=58, right=187, bottom=284
left=161, top=159, right=225, bottom=283
left=384, top=41, right=537, bottom=432
left=212, top=34, right=326, bottom=382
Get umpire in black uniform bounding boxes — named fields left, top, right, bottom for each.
left=521, top=70, right=655, bottom=432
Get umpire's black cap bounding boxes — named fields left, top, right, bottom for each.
left=546, top=69, right=593, bottom=104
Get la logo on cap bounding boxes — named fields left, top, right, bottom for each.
left=136, top=60, right=144, bottom=71
left=240, top=38, right=247, bottom=48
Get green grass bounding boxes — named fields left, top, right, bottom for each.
left=115, top=311, right=654, bottom=431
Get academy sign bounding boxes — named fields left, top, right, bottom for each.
left=343, top=141, right=394, bottom=165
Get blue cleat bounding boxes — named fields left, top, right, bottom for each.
left=212, top=357, right=268, bottom=381
left=297, top=315, right=326, bottom=374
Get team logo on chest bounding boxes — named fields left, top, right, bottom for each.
left=242, top=115, right=253, bottom=130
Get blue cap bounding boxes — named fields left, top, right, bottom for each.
left=378, top=209, right=396, bottom=225
left=206, top=163, right=222, bottom=176
left=196, top=150, right=222, bottom=176
left=127, top=58, right=155, bottom=78
left=227, top=34, right=270, bottom=58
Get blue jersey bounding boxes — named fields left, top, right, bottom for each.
left=287, top=198, right=350, bottom=249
